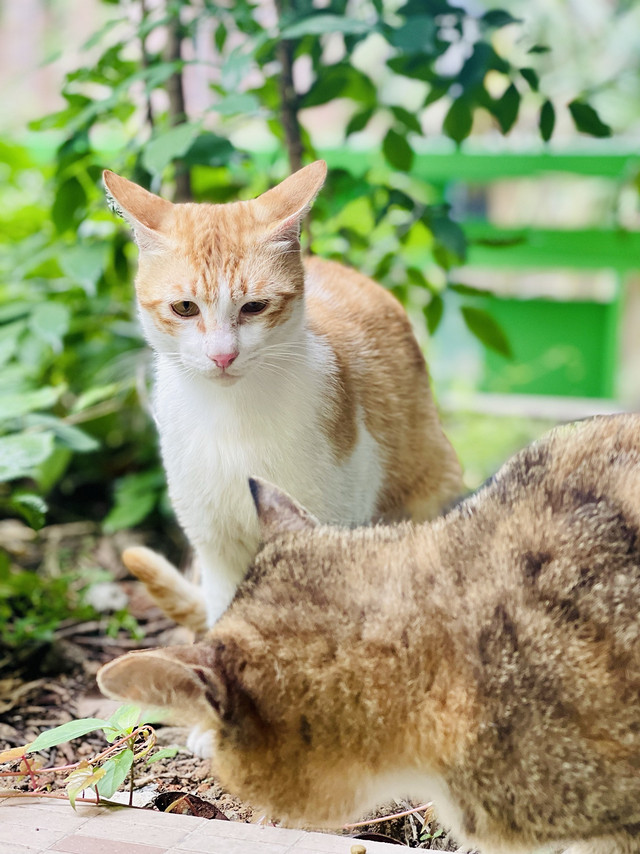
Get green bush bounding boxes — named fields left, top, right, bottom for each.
left=0, top=139, right=163, bottom=533
left=0, top=0, right=616, bottom=539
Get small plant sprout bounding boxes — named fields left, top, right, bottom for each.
left=0, top=704, right=178, bottom=808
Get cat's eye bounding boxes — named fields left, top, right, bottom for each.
left=171, top=300, right=200, bottom=318
left=241, top=301, right=268, bottom=316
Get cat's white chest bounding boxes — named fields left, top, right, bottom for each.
left=151, top=338, right=384, bottom=620
left=154, top=368, right=310, bottom=539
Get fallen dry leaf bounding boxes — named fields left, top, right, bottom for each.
left=154, top=791, right=230, bottom=820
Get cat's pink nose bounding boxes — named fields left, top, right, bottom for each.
left=210, top=351, right=238, bottom=369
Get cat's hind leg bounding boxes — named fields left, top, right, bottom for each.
left=122, top=546, right=208, bottom=633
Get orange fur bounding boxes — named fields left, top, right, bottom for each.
left=103, top=162, right=463, bottom=631
left=305, top=255, right=462, bottom=519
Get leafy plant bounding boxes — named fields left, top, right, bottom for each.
left=1, top=0, right=620, bottom=542
left=420, top=825, right=445, bottom=843
left=0, top=704, right=177, bottom=807
left=0, top=552, right=97, bottom=656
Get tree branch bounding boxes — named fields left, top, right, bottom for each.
left=139, top=0, right=155, bottom=131
left=166, top=8, right=192, bottom=201
left=274, top=0, right=303, bottom=175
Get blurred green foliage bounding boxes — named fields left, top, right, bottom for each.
left=0, top=138, right=161, bottom=535
left=0, top=547, right=97, bottom=656
left=0, top=0, right=615, bottom=544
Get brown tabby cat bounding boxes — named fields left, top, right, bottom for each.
left=99, top=413, right=640, bottom=854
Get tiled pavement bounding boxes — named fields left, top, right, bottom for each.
left=0, top=797, right=400, bottom=854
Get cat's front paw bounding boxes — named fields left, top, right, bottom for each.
left=186, top=724, right=214, bottom=759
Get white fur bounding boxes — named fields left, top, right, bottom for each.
left=148, top=298, right=384, bottom=625
left=186, top=724, right=215, bottom=759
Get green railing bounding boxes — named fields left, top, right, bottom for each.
left=324, top=148, right=640, bottom=400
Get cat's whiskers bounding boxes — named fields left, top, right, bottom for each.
left=258, top=344, right=309, bottom=365
left=254, top=362, right=315, bottom=396
left=259, top=355, right=307, bottom=367
left=256, top=362, right=306, bottom=382
left=259, top=342, right=308, bottom=354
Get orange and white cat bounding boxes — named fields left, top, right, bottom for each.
left=103, top=161, right=462, bottom=633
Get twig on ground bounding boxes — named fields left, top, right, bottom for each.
left=343, top=802, right=433, bottom=829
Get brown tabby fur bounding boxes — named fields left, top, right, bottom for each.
left=100, top=413, right=640, bottom=853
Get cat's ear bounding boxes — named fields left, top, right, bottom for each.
left=249, top=477, right=319, bottom=540
left=103, top=170, right=172, bottom=253
left=97, top=644, right=231, bottom=723
left=257, top=160, right=327, bottom=246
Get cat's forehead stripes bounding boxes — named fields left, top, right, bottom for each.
left=155, top=201, right=305, bottom=321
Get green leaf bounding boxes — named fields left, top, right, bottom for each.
left=59, top=244, right=110, bottom=296
left=390, top=105, right=422, bottom=134
left=208, top=93, right=260, bottom=116
left=72, top=384, right=120, bottom=413
left=94, top=750, right=134, bottom=799
left=107, top=705, right=141, bottom=736
left=519, top=67, right=539, bottom=91
left=429, top=216, right=467, bottom=264
left=280, top=14, right=371, bottom=39
left=24, top=415, right=99, bottom=453
left=459, top=43, right=491, bottom=92
left=461, top=305, right=512, bottom=358
left=29, top=303, right=71, bottom=353
left=103, top=469, right=164, bottom=532
left=388, top=15, right=437, bottom=54
left=181, top=132, right=235, bottom=169
left=0, top=322, right=25, bottom=371
left=423, top=294, right=444, bottom=335
left=443, top=98, right=473, bottom=144
left=214, top=22, right=227, bottom=52
left=142, top=122, right=201, bottom=176
left=0, top=330, right=19, bottom=370
left=303, top=65, right=375, bottom=109
left=34, top=446, right=72, bottom=493
left=27, top=718, right=111, bottom=753
left=67, top=763, right=106, bottom=810
left=424, top=82, right=449, bottom=108
left=81, top=15, right=127, bottom=50
left=221, top=49, right=252, bottom=91
left=539, top=99, right=555, bottom=142
left=0, top=387, right=62, bottom=421
left=449, top=283, right=491, bottom=297
left=52, top=178, right=86, bottom=233
left=382, top=128, right=414, bottom=171
left=0, top=303, right=31, bottom=323
left=146, top=746, right=179, bottom=765
left=143, top=62, right=183, bottom=94
left=493, top=83, right=520, bottom=133
left=0, top=432, right=55, bottom=482
left=481, top=9, right=522, bottom=27
left=388, top=54, right=438, bottom=83
left=346, top=107, right=374, bottom=136
left=527, top=44, right=551, bottom=54
left=9, top=493, right=47, bottom=530
left=406, top=267, right=429, bottom=290
left=568, top=100, right=612, bottom=138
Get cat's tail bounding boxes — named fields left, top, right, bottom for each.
left=122, top=546, right=208, bottom=633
